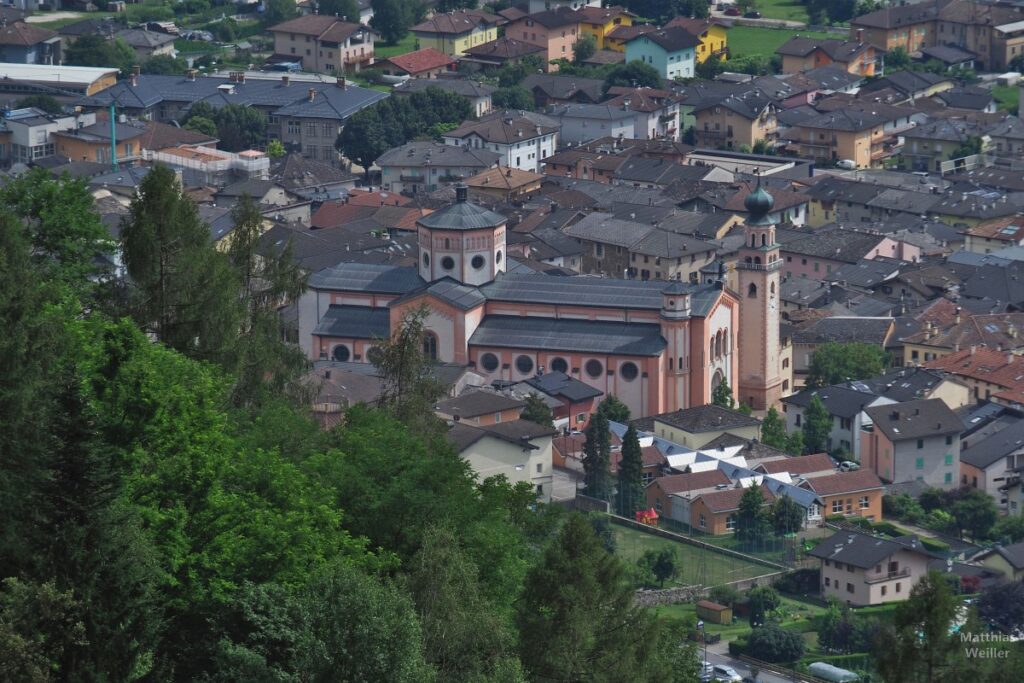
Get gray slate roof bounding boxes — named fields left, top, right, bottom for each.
left=469, top=315, right=666, bottom=356
left=393, top=278, right=487, bottom=310
left=808, top=530, right=907, bottom=568
left=521, top=370, right=603, bottom=402
left=792, top=316, right=893, bottom=345
left=435, top=389, right=525, bottom=418
left=781, top=385, right=880, bottom=419
left=651, top=404, right=760, bottom=433
left=416, top=199, right=507, bottom=231
left=312, top=305, right=390, bottom=338
left=392, top=78, right=495, bottom=99
left=375, top=140, right=500, bottom=169
left=863, top=398, right=962, bottom=441
left=309, top=262, right=424, bottom=294
left=960, top=417, right=1024, bottom=470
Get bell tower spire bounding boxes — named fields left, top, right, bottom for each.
left=736, top=172, right=784, bottom=412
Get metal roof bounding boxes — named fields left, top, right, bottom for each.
left=393, top=278, right=487, bottom=310
left=312, top=305, right=390, bottom=338
left=469, top=315, right=666, bottom=356
left=416, top=200, right=507, bottom=231
left=308, top=262, right=423, bottom=294
left=0, top=62, right=117, bottom=86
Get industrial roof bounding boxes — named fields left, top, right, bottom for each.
left=312, top=305, right=390, bottom=339
left=309, top=262, right=424, bottom=294
left=469, top=315, right=666, bottom=356
left=0, top=62, right=117, bottom=85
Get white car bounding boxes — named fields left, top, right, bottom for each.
left=839, top=460, right=861, bottom=472
left=835, top=159, right=857, bottom=169
left=710, top=665, right=743, bottom=682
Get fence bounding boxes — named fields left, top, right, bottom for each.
left=738, top=655, right=832, bottom=683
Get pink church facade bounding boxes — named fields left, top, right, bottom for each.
left=297, top=186, right=744, bottom=418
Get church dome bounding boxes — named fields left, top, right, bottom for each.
left=744, top=182, right=774, bottom=217
left=417, top=185, right=507, bottom=231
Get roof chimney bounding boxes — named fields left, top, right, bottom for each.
left=282, top=74, right=290, bottom=86
left=309, top=88, right=316, bottom=102
left=455, top=184, right=468, bottom=203
left=132, top=64, right=141, bottom=77
left=186, top=69, right=197, bottom=81
left=337, top=76, right=347, bottom=89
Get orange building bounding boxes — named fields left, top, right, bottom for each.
left=799, top=469, right=885, bottom=522
left=506, top=7, right=581, bottom=71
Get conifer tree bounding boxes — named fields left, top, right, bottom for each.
left=712, top=378, right=735, bottom=409
left=761, top=406, right=788, bottom=450
left=803, top=395, right=832, bottom=454
left=582, top=411, right=612, bottom=502
left=520, top=393, right=554, bottom=428
left=616, top=425, right=644, bottom=517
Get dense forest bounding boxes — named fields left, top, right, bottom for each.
left=0, top=165, right=699, bottom=681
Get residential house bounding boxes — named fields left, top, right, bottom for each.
left=442, top=112, right=559, bottom=173
left=801, top=469, right=886, bottom=521
left=643, top=405, right=761, bottom=449
left=775, top=36, right=879, bottom=77
left=691, top=484, right=776, bottom=535
left=783, top=109, right=891, bottom=169
left=691, top=90, right=777, bottom=150
left=576, top=5, right=635, bottom=50
left=753, top=452, right=836, bottom=479
left=0, top=20, right=60, bottom=65
left=992, top=19, right=1024, bottom=72
left=860, top=70, right=954, bottom=101
left=461, top=36, right=546, bottom=70
left=791, top=316, right=895, bottom=388
left=783, top=386, right=893, bottom=460
left=464, top=166, right=543, bottom=202
left=377, top=47, right=454, bottom=79
left=520, top=0, right=601, bottom=13
left=392, top=78, right=495, bottom=118
left=960, top=416, right=1024, bottom=509
left=693, top=179, right=807, bottom=226
left=214, top=178, right=295, bottom=208
left=434, top=389, right=526, bottom=425
left=899, top=306, right=1024, bottom=366
left=606, top=23, right=654, bottom=52
left=447, top=419, right=555, bottom=501
left=781, top=229, right=919, bottom=281
left=539, top=147, right=628, bottom=183
left=901, top=118, right=989, bottom=173
left=604, top=87, right=684, bottom=141
left=624, top=26, right=698, bottom=81
left=268, top=15, right=375, bottom=73
left=666, top=17, right=728, bottom=64
left=917, top=44, right=978, bottom=71
left=273, top=80, right=389, bottom=165
left=849, top=3, right=938, bottom=53
left=548, top=103, right=638, bottom=144
left=271, top=152, right=359, bottom=200
left=376, top=141, right=500, bottom=194
left=986, top=116, right=1024, bottom=160
left=412, top=9, right=503, bottom=57
left=809, top=530, right=934, bottom=606
left=924, top=346, right=1024, bottom=406
left=520, top=74, right=604, bottom=108
left=2, top=107, right=96, bottom=165
left=935, top=0, right=1024, bottom=71
left=861, top=398, right=962, bottom=487
left=51, top=118, right=147, bottom=165
left=613, top=158, right=724, bottom=189
left=510, top=370, right=604, bottom=429
left=506, top=7, right=581, bottom=71
left=963, top=215, right=1024, bottom=254
left=974, top=541, right=1024, bottom=580
left=115, top=28, right=176, bottom=60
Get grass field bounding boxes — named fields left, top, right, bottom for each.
left=653, top=595, right=826, bottom=638
left=754, top=0, right=811, bottom=23
left=613, top=524, right=775, bottom=587
left=727, top=25, right=831, bottom=58
left=375, top=34, right=419, bottom=60
left=993, top=85, right=1020, bottom=114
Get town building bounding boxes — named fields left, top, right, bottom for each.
left=0, top=62, right=117, bottom=100
left=974, top=541, right=1024, bottom=581
left=392, top=78, right=495, bottom=118
left=691, top=90, right=777, bottom=150
left=624, top=26, right=698, bottom=80
left=268, top=15, right=375, bottom=73
left=411, top=9, right=503, bottom=57
left=442, top=112, right=559, bottom=173
left=377, top=47, right=455, bottom=79
left=0, top=21, right=60, bottom=64
left=576, top=5, right=635, bottom=50
left=505, top=7, right=582, bottom=71
left=115, top=28, right=177, bottom=60
left=447, top=419, right=555, bottom=501
left=861, top=398, right=962, bottom=487
left=775, top=36, right=879, bottom=77
left=434, top=389, right=525, bottom=425
left=809, top=530, right=935, bottom=606
left=464, top=166, right=543, bottom=202
left=960, top=417, right=1024, bottom=510
left=665, top=17, right=728, bottom=64
left=461, top=36, right=547, bottom=70
left=376, top=141, right=500, bottom=194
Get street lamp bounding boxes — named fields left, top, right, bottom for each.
left=697, top=619, right=707, bottom=673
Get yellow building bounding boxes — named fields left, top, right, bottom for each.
left=666, top=17, right=728, bottom=63
left=411, top=9, right=502, bottom=56
left=576, top=5, right=634, bottom=50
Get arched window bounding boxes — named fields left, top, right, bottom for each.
left=709, top=339, right=715, bottom=360
left=750, top=235, right=757, bottom=248
left=444, top=238, right=451, bottom=249
left=669, top=357, right=674, bottom=370
left=745, top=256, right=752, bottom=264
left=761, top=233, right=767, bottom=246
left=770, top=282, right=776, bottom=296
left=748, top=283, right=757, bottom=298
left=423, top=333, right=438, bottom=360
left=715, top=331, right=722, bottom=358
left=754, top=256, right=762, bottom=265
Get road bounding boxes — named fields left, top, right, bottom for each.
left=702, top=647, right=812, bottom=683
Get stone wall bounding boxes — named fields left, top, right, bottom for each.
left=632, top=571, right=786, bottom=607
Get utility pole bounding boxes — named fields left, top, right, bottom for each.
left=109, top=100, right=118, bottom=171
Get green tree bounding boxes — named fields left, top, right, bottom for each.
left=770, top=494, right=805, bottom=536
left=951, top=488, right=998, bottom=540
left=760, top=406, right=787, bottom=450
left=409, top=525, right=522, bottom=682
left=695, top=55, right=724, bottom=80
left=991, top=515, right=1024, bottom=543
left=371, top=305, right=446, bottom=431
left=597, top=394, right=631, bottom=423
left=65, top=35, right=136, bottom=73
left=226, top=194, right=309, bottom=406
left=583, top=411, right=613, bottom=502
left=263, top=0, right=299, bottom=25
left=952, top=135, right=984, bottom=160
left=0, top=167, right=115, bottom=294
left=573, top=33, right=597, bottom=64
left=978, top=581, right=1024, bottom=635
left=318, top=0, right=361, bottom=20
left=517, top=513, right=667, bottom=682
left=14, top=94, right=62, bottom=114
left=806, top=342, right=889, bottom=388
left=736, top=485, right=769, bottom=548
left=266, top=138, right=286, bottom=159
left=785, top=429, right=804, bottom=456
left=745, top=622, right=804, bottom=662
left=0, top=579, right=86, bottom=682
left=492, top=86, right=535, bottom=111
left=712, top=378, right=735, bottom=408
left=520, top=392, right=554, bottom=427
left=616, top=425, right=645, bottom=516
left=212, top=104, right=267, bottom=152
left=747, top=585, right=780, bottom=628
left=709, top=585, right=741, bottom=608
left=184, top=115, right=217, bottom=137
left=887, top=46, right=910, bottom=69
left=802, top=395, right=831, bottom=454
left=336, top=106, right=387, bottom=178
left=141, top=54, right=186, bottom=75
left=120, top=164, right=240, bottom=362
left=371, top=0, right=413, bottom=44
left=603, top=60, right=663, bottom=92
left=639, top=547, right=678, bottom=587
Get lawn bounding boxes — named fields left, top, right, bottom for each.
left=613, top=523, right=775, bottom=587
left=727, top=26, right=832, bottom=58
left=31, top=11, right=115, bottom=30
left=993, top=85, right=1020, bottom=114
left=375, top=33, right=419, bottom=60
left=652, top=595, right=827, bottom=640
left=754, top=0, right=810, bottom=23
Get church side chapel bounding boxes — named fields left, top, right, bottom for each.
left=298, top=182, right=786, bottom=418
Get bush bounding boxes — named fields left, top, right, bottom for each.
left=709, top=585, right=741, bottom=608
left=745, top=623, right=804, bottom=663
left=774, top=568, right=820, bottom=595
left=728, top=637, right=747, bottom=657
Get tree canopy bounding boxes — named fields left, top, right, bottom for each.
left=806, top=342, right=889, bottom=388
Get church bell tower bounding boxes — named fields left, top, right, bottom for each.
left=736, top=176, right=783, bottom=412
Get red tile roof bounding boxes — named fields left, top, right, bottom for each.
left=311, top=202, right=376, bottom=229
left=697, top=485, right=775, bottom=513
left=346, top=189, right=412, bottom=207
left=0, top=20, right=56, bottom=46
left=801, top=469, right=884, bottom=496
left=651, top=469, right=731, bottom=496
left=755, top=453, right=835, bottom=476
left=924, top=346, right=1024, bottom=390
left=381, top=47, right=455, bottom=75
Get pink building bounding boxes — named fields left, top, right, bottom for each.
left=506, top=7, right=581, bottom=71
left=781, top=230, right=921, bottom=281
left=296, top=185, right=787, bottom=418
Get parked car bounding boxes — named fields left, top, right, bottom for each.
left=743, top=10, right=762, bottom=18
left=700, top=661, right=715, bottom=682
left=835, top=159, right=857, bottom=169
left=839, top=461, right=861, bottom=472
left=724, top=7, right=741, bottom=15
left=711, top=665, right=743, bottom=682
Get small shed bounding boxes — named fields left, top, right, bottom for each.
left=635, top=508, right=659, bottom=526
left=695, top=599, right=732, bottom=625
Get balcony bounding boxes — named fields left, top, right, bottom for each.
left=738, top=260, right=782, bottom=272
left=400, top=174, right=426, bottom=182
left=865, top=567, right=911, bottom=584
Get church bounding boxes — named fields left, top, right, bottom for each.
left=297, top=183, right=785, bottom=420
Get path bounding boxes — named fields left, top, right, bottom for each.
left=26, top=11, right=86, bottom=23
